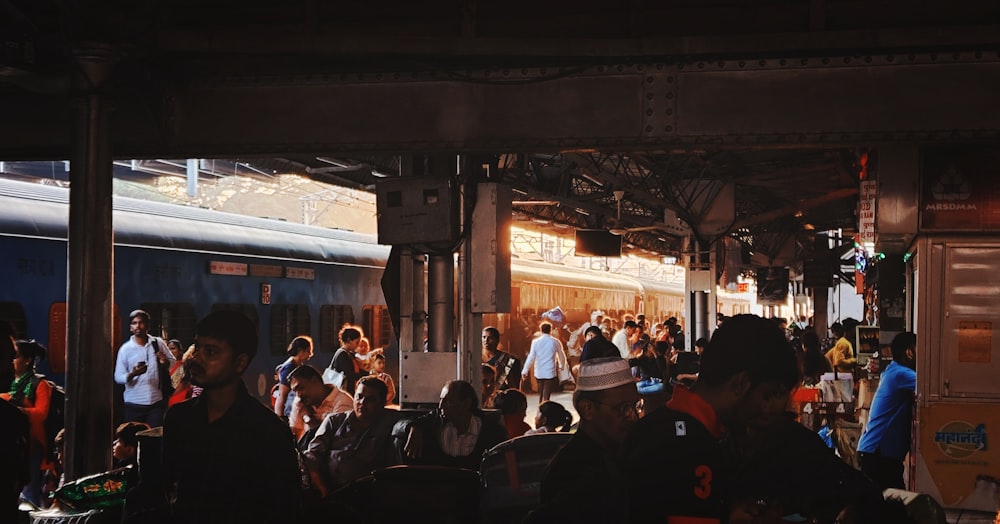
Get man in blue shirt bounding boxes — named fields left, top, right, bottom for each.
left=857, top=331, right=917, bottom=490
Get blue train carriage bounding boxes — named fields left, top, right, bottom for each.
left=0, top=178, right=392, bottom=403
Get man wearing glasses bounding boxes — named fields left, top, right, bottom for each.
left=530, top=356, right=641, bottom=521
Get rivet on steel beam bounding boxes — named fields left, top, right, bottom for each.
left=800, top=58, right=808, bottom=65
left=667, top=76, right=674, bottom=83
left=864, top=56, right=872, bottom=63
left=666, top=92, right=674, bottom=99
left=821, top=58, right=829, bottom=65
left=929, top=53, right=937, bottom=61
left=886, top=55, right=894, bottom=62
left=666, top=109, right=673, bottom=115
left=758, top=59, right=766, bottom=66
left=738, top=61, right=746, bottom=67
left=503, top=69, right=510, bottom=76
left=843, top=57, right=850, bottom=64
left=698, top=62, right=704, bottom=69
left=656, top=63, right=664, bottom=70
left=646, top=93, right=655, bottom=100
left=718, top=61, right=725, bottom=68
left=646, top=125, right=654, bottom=132
left=522, top=68, right=528, bottom=75
left=646, top=76, right=654, bottom=83
left=779, top=59, right=787, bottom=66
left=646, top=109, right=654, bottom=116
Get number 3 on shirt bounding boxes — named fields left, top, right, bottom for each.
left=693, top=465, right=712, bottom=499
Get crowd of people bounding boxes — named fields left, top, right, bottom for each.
left=1, top=304, right=925, bottom=523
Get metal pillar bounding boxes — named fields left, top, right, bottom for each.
left=186, top=159, right=199, bottom=197
left=427, top=253, right=454, bottom=352
left=687, top=237, right=711, bottom=346
left=65, top=44, right=117, bottom=480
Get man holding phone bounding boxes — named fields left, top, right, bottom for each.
left=114, top=309, right=175, bottom=426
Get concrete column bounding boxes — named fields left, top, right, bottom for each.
left=65, top=44, right=117, bottom=480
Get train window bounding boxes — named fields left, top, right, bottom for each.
left=140, top=303, right=198, bottom=349
left=270, top=305, right=311, bottom=356
left=319, top=305, right=355, bottom=353
left=0, top=301, right=28, bottom=339
left=361, top=305, right=393, bottom=349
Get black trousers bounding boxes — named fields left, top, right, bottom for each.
left=537, top=378, right=560, bottom=402
left=124, top=401, right=166, bottom=428
left=858, top=451, right=905, bottom=491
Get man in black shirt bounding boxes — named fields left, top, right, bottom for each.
left=580, top=326, right=620, bottom=362
left=162, top=310, right=301, bottom=523
left=623, top=314, right=800, bottom=524
left=530, top=357, right=640, bottom=521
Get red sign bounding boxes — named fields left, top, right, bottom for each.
left=209, top=261, right=248, bottom=276
left=737, top=283, right=749, bottom=293
left=285, top=267, right=315, bottom=280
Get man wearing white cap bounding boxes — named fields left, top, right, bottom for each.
left=530, top=356, right=640, bottom=521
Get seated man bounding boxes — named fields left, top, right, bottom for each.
left=303, top=376, right=399, bottom=497
left=287, top=365, right=354, bottom=448
left=162, top=310, right=301, bottom=523
left=528, top=357, right=641, bottom=522
left=112, top=422, right=150, bottom=469
left=401, top=380, right=508, bottom=472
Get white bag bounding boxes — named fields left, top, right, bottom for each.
left=322, top=367, right=346, bottom=389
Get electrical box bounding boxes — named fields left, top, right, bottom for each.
left=376, top=177, right=459, bottom=246
left=399, top=351, right=458, bottom=405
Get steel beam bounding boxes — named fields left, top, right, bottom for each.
left=2, top=53, right=1000, bottom=158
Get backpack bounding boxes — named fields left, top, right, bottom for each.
left=44, top=379, right=66, bottom=451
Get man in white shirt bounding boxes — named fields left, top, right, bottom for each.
left=522, top=322, right=567, bottom=402
left=114, top=309, right=175, bottom=426
left=612, top=320, right=639, bottom=359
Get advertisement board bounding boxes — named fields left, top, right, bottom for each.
left=921, top=147, right=1000, bottom=231
left=915, top=403, right=1000, bottom=512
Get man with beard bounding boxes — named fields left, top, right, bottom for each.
left=114, top=309, right=175, bottom=426
left=162, top=310, right=300, bottom=523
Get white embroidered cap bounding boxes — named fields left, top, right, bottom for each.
left=576, top=357, right=635, bottom=391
